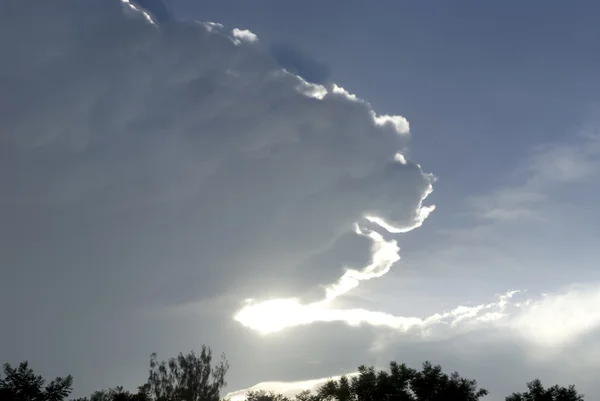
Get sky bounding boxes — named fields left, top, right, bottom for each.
left=1, top=1, right=600, bottom=400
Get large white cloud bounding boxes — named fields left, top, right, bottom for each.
left=0, top=0, right=435, bottom=307
left=0, top=2, right=436, bottom=392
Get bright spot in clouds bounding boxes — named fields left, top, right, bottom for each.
left=234, top=226, right=405, bottom=333
left=509, top=284, right=600, bottom=348
left=236, top=281, right=600, bottom=350
left=233, top=222, right=520, bottom=338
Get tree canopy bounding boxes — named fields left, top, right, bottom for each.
left=0, top=361, right=73, bottom=401
left=147, top=346, right=229, bottom=401
left=0, top=346, right=587, bottom=401
left=505, top=379, right=585, bottom=401
left=315, top=361, right=487, bottom=401
left=244, top=390, right=291, bottom=401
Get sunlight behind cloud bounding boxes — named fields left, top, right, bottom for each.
left=509, top=284, right=600, bottom=348
left=236, top=278, right=600, bottom=350
left=233, top=226, right=406, bottom=334
left=234, top=249, right=519, bottom=336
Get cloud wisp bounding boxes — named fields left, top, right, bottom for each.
left=469, top=125, right=600, bottom=224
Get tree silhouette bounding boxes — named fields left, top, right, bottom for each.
left=244, top=390, right=290, bottom=401
left=303, top=361, right=487, bottom=401
left=71, top=385, right=151, bottom=401
left=0, top=362, right=73, bottom=401
left=294, top=390, right=321, bottom=401
left=410, top=361, right=487, bottom=401
left=73, top=385, right=153, bottom=401
left=0, top=351, right=589, bottom=401
left=505, top=379, right=584, bottom=401
left=147, top=347, right=229, bottom=401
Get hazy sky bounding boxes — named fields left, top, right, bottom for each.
left=2, top=1, right=600, bottom=400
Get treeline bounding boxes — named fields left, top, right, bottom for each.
left=0, top=345, right=584, bottom=401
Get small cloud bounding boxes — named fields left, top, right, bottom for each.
left=202, top=21, right=225, bottom=32
left=394, top=153, right=408, bottom=164
left=372, top=113, right=411, bottom=135
left=232, top=28, right=259, bottom=44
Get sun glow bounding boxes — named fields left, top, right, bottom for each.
left=233, top=223, right=516, bottom=337
left=233, top=225, right=402, bottom=334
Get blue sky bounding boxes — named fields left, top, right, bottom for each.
left=2, top=1, right=600, bottom=401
